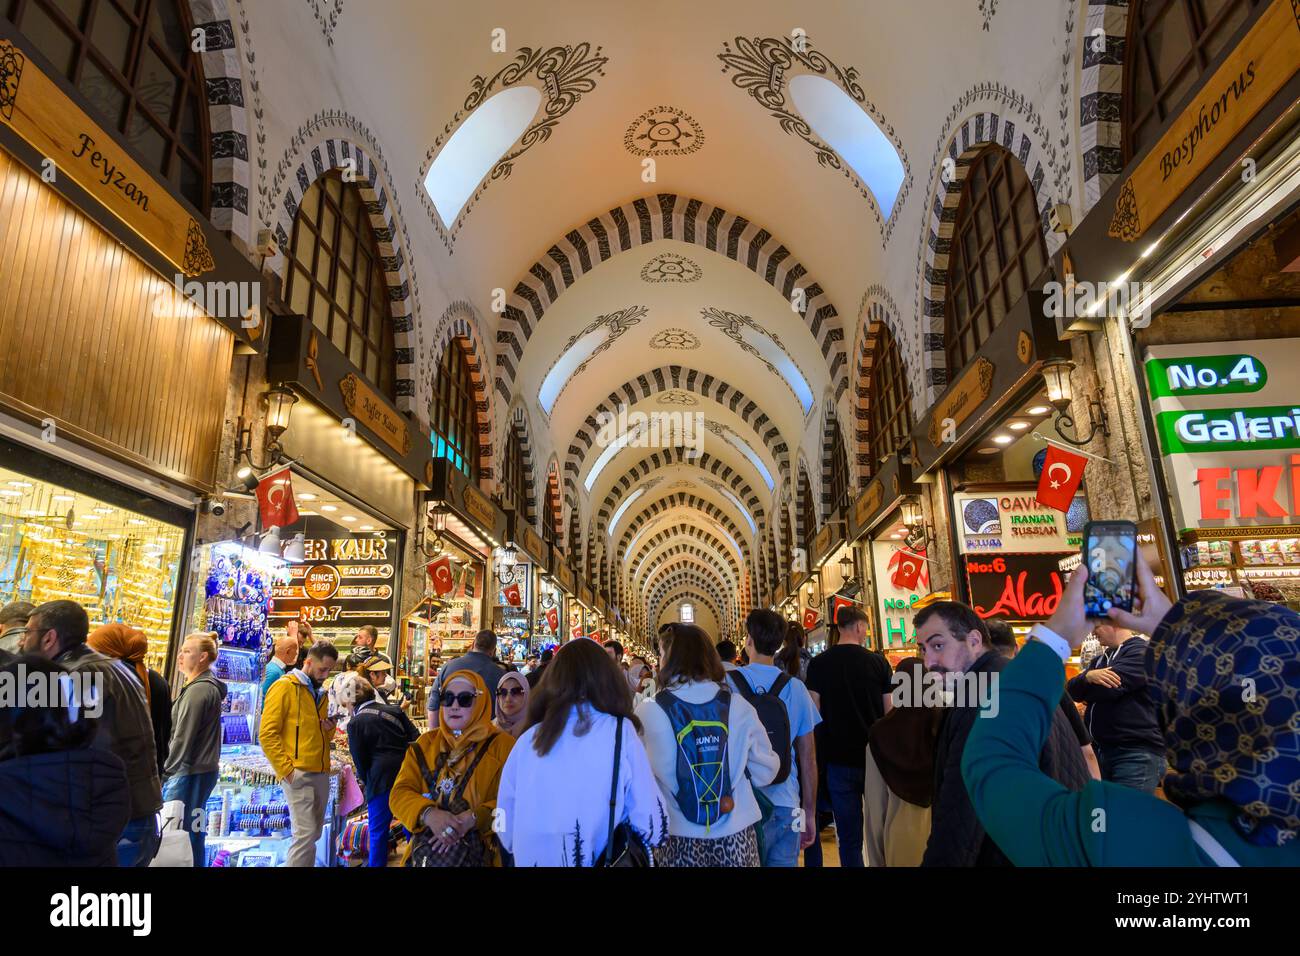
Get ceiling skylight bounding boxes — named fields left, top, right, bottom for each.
left=788, top=75, right=905, bottom=217
left=607, top=487, right=646, bottom=538
left=715, top=425, right=775, bottom=491
left=422, top=87, right=542, bottom=226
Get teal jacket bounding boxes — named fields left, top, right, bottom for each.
left=962, top=639, right=1300, bottom=866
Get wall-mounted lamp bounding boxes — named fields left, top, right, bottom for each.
left=236, top=384, right=299, bottom=472
left=1041, top=358, right=1110, bottom=446
left=838, top=553, right=855, bottom=582
left=900, top=496, right=932, bottom=553
left=417, top=507, right=448, bottom=558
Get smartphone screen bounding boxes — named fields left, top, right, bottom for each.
left=1082, top=521, right=1138, bottom=618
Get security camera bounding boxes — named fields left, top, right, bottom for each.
left=255, top=229, right=278, bottom=258
left=1049, top=203, right=1073, bottom=235
left=201, top=497, right=227, bottom=517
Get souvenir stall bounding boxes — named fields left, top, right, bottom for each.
left=189, top=540, right=354, bottom=867
left=493, top=544, right=531, bottom=665
left=534, top=562, right=564, bottom=653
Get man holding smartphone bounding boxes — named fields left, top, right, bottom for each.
left=1066, top=622, right=1165, bottom=793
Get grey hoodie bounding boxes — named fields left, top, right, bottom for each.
left=164, top=670, right=228, bottom=777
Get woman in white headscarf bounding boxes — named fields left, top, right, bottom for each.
left=493, top=671, right=531, bottom=738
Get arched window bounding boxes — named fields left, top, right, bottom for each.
left=868, top=323, right=914, bottom=472
left=284, top=171, right=396, bottom=398
left=501, top=424, right=528, bottom=516
left=798, top=470, right=818, bottom=562
left=944, top=144, right=1046, bottom=374
left=1123, top=0, right=1262, bottom=161
left=430, top=339, right=479, bottom=481
left=5, top=0, right=210, bottom=210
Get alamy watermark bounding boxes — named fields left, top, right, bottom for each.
left=1043, top=279, right=1153, bottom=324
left=153, top=273, right=262, bottom=330
left=0, top=665, right=103, bottom=719
left=891, top=667, right=1000, bottom=718
left=594, top=406, right=704, bottom=458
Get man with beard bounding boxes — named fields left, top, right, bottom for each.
left=917, top=602, right=1088, bottom=866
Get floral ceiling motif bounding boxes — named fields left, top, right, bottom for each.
left=624, top=106, right=705, bottom=157
left=649, top=327, right=701, bottom=350
left=641, top=252, right=702, bottom=283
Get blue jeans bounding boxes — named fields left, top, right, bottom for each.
left=1098, top=746, right=1166, bottom=794
left=117, top=814, right=161, bottom=868
left=760, top=805, right=802, bottom=867
left=826, top=763, right=866, bottom=868
left=801, top=789, right=834, bottom=867
left=367, top=793, right=392, bottom=867
left=162, top=772, right=219, bottom=867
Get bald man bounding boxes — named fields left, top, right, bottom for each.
left=262, top=634, right=300, bottom=699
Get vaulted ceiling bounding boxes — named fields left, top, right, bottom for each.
left=240, top=0, right=1078, bottom=635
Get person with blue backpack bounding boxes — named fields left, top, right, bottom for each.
left=733, top=610, right=821, bottom=867
left=636, top=624, right=780, bottom=866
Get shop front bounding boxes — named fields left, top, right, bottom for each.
left=267, top=313, right=429, bottom=664
left=507, top=518, right=550, bottom=660
left=811, top=513, right=857, bottom=633
left=572, top=581, right=596, bottom=640
left=848, top=453, right=928, bottom=663
left=421, top=458, right=508, bottom=683
left=1053, top=0, right=1300, bottom=594
left=552, top=558, right=576, bottom=646
left=0, top=22, right=265, bottom=678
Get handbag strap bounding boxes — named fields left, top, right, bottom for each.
left=1188, top=819, right=1240, bottom=867
left=451, top=733, right=499, bottom=804
left=409, top=743, right=439, bottom=794
left=606, top=716, right=624, bottom=852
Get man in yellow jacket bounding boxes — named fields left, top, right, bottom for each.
left=259, top=640, right=338, bottom=866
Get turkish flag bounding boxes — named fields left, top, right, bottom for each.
left=892, top=551, right=924, bottom=590
left=545, top=607, right=559, bottom=632
left=256, top=467, right=299, bottom=529
left=503, top=582, right=522, bottom=607
left=802, top=607, right=820, bottom=630
left=571, top=625, right=585, bottom=640
left=1036, top=444, right=1088, bottom=513
left=427, top=555, right=454, bottom=596
left=830, top=594, right=854, bottom=627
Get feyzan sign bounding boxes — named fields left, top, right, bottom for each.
left=0, top=36, right=215, bottom=276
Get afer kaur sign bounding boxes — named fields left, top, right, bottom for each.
left=270, top=533, right=396, bottom=630
left=952, top=491, right=1088, bottom=554
left=1146, top=338, right=1300, bottom=532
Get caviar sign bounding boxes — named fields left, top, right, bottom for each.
left=1146, top=338, right=1300, bottom=532
left=953, top=491, right=1088, bottom=555
left=270, top=533, right=397, bottom=629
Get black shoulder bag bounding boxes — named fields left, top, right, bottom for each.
left=405, top=734, right=498, bottom=868
left=594, top=716, right=653, bottom=867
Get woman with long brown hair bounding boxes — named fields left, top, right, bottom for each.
left=496, top=639, right=667, bottom=866
left=636, top=625, right=779, bottom=867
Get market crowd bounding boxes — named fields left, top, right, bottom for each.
left=1, top=544, right=1298, bottom=867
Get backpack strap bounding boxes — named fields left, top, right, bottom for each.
left=728, top=670, right=756, bottom=703
left=606, top=716, right=624, bottom=854
left=1188, top=819, right=1240, bottom=867
left=769, top=673, right=792, bottom=698
left=451, top=733, right=500, bottom=803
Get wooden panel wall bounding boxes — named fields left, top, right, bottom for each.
left=0, top=149, right=232, bottom=490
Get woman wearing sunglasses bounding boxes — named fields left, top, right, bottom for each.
left=493, top=671, right=531, bottom=738
left=389, top=671, right=514, bottom=865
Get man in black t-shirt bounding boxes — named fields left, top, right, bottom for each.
left=805, top=606, right=893, bottom=868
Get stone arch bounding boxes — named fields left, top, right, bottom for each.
left=271, top=134, right=419, bottom=415
left=426, top=301, right=494, bottom=482
left=919, top=108, right=1063, bottom=406
left=819, top=395, right=851, bottom=520
left=647, top=586, right=726, bottom=636
left=853, top=292, right=911, bottom=486
left=629, top=525, right=744, bottom=585
left=616, top=493, right=754, bottom=568
left=190, top=0, right=252, bottom=241
left=505, top=402, right=539, bottom=526
left=794, top=457, right=818, bottom=556
left=648, top=577, right=729, bottom=627
left=638, top=548, right=738, bottom=596
left=495, top=194, right=850, bottom=416
left=565, top=365, right=791, bottom=496
left=1080, top=1, right=1131, bottom=212
left=597, top=451, right=764, bottom=540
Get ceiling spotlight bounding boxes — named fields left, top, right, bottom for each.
left=977, top=447, right=1000, bottom=455
left=1026, top=405, right=1050, bottom=416
left=993, top=434, right=1015, bottom=445
left=342, top=515, right=358, bottom=523
left=298, top=493, right=318, bottom=501
left=321, top=505, right=338, bottom=513
left=1008, top=421, right=1031, bottom=431
left=360, top=524, right=374, bottom=531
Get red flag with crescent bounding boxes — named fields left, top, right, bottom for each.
left=427, top=555, right=454, bottom=596
left=830, top=594, right=854, bottom=627
left=892, top=550, right=924, bottom=590
left=503, top=582, right=522, bottom=607
left=571, top=625, right=585, bottom=640
left=802, top=607, right=820, bottom=630
left=545, top=607, right=559, bottom=633
left=1035, top=444, right=1088, bottom=513
left=256, top=467, right=299, bottom=529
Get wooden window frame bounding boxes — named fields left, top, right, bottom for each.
left=431, top=338, right=479, bottom=482
left=867, top=323, right=914, bottom=474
